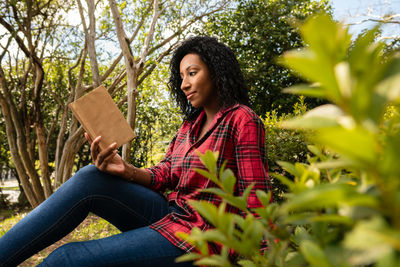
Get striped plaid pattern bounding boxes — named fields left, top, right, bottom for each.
left=146, top=104, right=270, bottom=253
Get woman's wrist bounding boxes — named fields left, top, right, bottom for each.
left=123, top=164, right=137, bottom=182
left=122, top=163, right=152, bottom=187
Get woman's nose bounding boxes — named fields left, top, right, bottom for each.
left=181, top=77, right=190, bottom=91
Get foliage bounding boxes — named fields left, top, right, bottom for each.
left=0, top=213, right=25, bottom=237
left=200, top=0, right=330, bottom=115
left=1, top=0, right=225, bottom=206
left=263, top=96, right=309, bottom=202
left=130, top=63, right=182, bottom=167
left=176, top=14, right=400, bottom=266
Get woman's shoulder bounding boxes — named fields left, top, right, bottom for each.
left=230, top=104, right=263, bottom=125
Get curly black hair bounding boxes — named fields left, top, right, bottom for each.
left=168, top=36, right=249, bottom=120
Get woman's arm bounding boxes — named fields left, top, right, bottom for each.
left=234, top=115, right=270, bottom=208
left=85, top=133, right=151, bottom=187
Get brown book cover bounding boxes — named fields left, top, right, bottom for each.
left=68, top=85, right=136, bottom=150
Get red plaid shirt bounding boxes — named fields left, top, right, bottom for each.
left=146, top=104, right=270, bottom=253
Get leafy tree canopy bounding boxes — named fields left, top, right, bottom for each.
left=200, top=0, right=331, bottom=115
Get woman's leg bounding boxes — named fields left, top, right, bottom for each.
left=0, top=165, right=170, bottom=267
left=38, top=226, right=192, bottom=267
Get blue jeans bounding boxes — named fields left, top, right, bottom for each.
left=0, top=165, right=193, bottom=267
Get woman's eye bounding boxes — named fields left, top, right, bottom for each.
left=189, top=72, right=196, bottom=76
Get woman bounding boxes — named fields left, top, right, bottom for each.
left=0, top=36, right=270, bottom=266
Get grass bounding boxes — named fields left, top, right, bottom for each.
left=0, top=212, right=121, bottom=266
left=0, top=186, right=19, bottom=190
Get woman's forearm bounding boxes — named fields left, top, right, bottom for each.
left=122, top=163, right=152, bottom=187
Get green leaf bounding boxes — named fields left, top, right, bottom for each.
left=314, top=126, right=377, bottom=166
left=376, top=250, right=400, bottom=267
left=250, top=220, right=265, bottom=242
left=196, top=150, right=219, bottom=175
left=334, top=62, right=352, bottom=99
left=280, top=50, right=340, bottom=102
left=219, top=160, right=228, bottom=180
left=344, top=216, right=400, bottom=265
left=300, top=14, right=351, bottom=61
left=313, top=160, right=353, bottom=169
left=348, top=25, right=381, bottom=73
left=280, top=104, right=352, bottom=130
left=201, top=188, right=226, bottom=197
left=237, top=259, right=258, bottom=267
left=307, top=145, right=323, bottom=157
left=276, top=161, right=300, bottom=177
left=255, top=190, right=271, bottom=207
left=241, top=183, right=255, bottom=203
left=293, top=226, right=314, bottom=245
left=202, top=229, right=228, bottom=244
left=194, top=168, right=220, bottom=186
left=283, top=84, right=326, bottom=98
left=376, top=72, right=400, bottom=104
left=188, top=200, right=218, bottom=226
left=281, top=116, right=339, bottom=129
left=300, top=240, right=332, bottom=267
left=287, top=213, right=353, bottom=225
left=270, top=172, right=297, bottom=192
left=280, top=14, right=353, bottom=105
left=282, top=183, right=377, bottom=212
left=175, top=253, right=202, bottom=263
left=221, top=168, right=236, bottom=194
left=223, top=194, right=248, bottom=211
left=195, top=255, right=229, bottom=266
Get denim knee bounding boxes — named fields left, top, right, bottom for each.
left=66, top=165, right=108, bottom=188
left=74, top=164, right=99, bottom=178
left=38, top=243, right=77, bottom=267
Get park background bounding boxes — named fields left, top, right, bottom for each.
left=1, top=0, right=400, bottom=266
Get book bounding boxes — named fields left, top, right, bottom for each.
left=68, top=85, right=136, bottom=150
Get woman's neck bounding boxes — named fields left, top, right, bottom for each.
left=203, top=100, right=220, bottom=122
left=197, top=104, right=220, bottom=140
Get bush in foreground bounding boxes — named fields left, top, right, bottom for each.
left=176, top=14, right=400, bottom=267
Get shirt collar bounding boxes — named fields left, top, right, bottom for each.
left=189, top=103, right=241, bottom=143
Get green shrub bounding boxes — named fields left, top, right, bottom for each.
left=264, top=96, right=309, bottom=202
left=176, top=14, right=400, bottom=267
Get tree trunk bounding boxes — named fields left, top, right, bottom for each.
left=32, top=53, right=53, bottom=197
left=36, top=123, right=53, bottom=198
left=109, top=0, right=147, bottom=162
left=54, top=48, right=87, bottom=187
left=0, top=92, right=39, bottom=207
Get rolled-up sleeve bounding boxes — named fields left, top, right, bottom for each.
left=234, top=115, right=270, bottom=209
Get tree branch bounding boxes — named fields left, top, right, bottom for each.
left=148, top=3, right=226, bottom=57
left=138, top=0, right=162, bottom=69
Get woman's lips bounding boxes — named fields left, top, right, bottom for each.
left=186, top=91, right=196, bottom=100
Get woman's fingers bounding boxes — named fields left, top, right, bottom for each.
left=84, top=132, right=92, bottom=143
left=98, top=149, right=118, bottom=170
left=95, top=142, right=117, bottom=167
left=90, top=136, right=102, bottom=162
left=88, top=135, right=118, bottom=171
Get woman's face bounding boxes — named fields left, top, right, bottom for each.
left=179, top=53, right=218, bottom=110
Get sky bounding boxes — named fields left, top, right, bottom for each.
left=1, top=0, right=399, bottom=52
left=329, top=0, right=400, bottom=40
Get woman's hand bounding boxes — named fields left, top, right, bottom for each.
left=85, top=133, right=129, bottom=177
left=85, top=133, right=151, bottom=186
